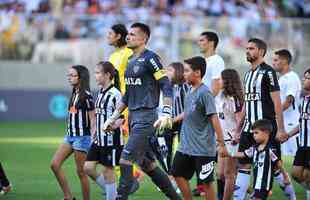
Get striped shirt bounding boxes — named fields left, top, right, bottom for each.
left=298, top=96, right=310, bottom=148
left=94, top=85, right=124, bottom=147
left=245, top=145, right=279, bottom=191
left=67, top=91, right=94, bottom=136
left=243, top=63, right=280, bottom=132
left=172, top=83, right=190, bottom=117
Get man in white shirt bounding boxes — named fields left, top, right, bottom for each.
left=198, top=31, right=225, bottom=96
left=272, top=49, right=299, bottom=200
left=195, top=31, right=225, bottom=198
left=272, top=49, right=301, bottom=156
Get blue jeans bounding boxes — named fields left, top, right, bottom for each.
left=63, top=135, right=91, bottom=153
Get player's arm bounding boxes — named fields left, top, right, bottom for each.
left=288, top=125, right=300, bottom=138
left=282, top=95, right=295, bottom=111
left=271, top=91, right=289, bottom=142
left=233, top=104, right=246, bottom=143
left=209, top=114, right=229, bottom=157
left=147, top=54, right=173, bottom=130
left=211, top=78, right=221, bottom=96
left=173, top=112, right=184, bottom=124
left=233, top=151, right=246, bottom=158
left=267, top=70, right=289, bottom=142
left=89, top=110, right=96, bottom=137
left=210, top=58, right=225, bottom=96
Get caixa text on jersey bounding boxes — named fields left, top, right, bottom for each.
left=244, top=93, right=261, bottom=101
left=125, top=77, right=142, bottom=85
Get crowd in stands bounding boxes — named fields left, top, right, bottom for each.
left=0, top=0, right=309, bottom=60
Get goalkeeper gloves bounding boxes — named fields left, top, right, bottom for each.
left=102, top=110, right=121, bottom=133
left=153, top=105, right=173, bottom=134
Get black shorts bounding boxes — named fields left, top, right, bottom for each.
left=86, top=143, right=123, bottom=167
left=171, top=151, right=215, bottom=184
left=293, top=148, right=310, bottom=168
left=253, top=189, right=269, bottom=200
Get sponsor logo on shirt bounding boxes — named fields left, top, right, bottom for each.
left=244, top=93, right=261, bottom=101
left=125, top=77, right=142, bottom=85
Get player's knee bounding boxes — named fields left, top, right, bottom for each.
left=50, top=160, right=60, bottom=172
left=139, top=160, right=156, bottom=173
left=83, top=163, right=93, bottom=176
left=291, top=169, right=303, bottom=182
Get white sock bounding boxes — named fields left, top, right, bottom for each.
left=105, top=182, right=117, bottom=200
left=96, top=174, right=106, bottom=190
left=306, top=190, right=310, bottom=200
left=233, top=169, right=251, bottom=200
left=274, top=171, right=296, bottom=200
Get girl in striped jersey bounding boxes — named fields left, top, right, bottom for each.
left=289, top=69, right=310, bottom=192
left=51, top=65, right=95, bottom=200
left=84, top=61, right=124, bottom=200
left=215, top=69, right=243, bottom=200
left=164, top=62, right=189, bottom=187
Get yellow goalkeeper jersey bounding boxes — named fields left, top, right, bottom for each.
left=109, top=46, right=133, bottom=94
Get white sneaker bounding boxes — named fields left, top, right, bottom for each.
left=306, top=190, right=310, bottom=200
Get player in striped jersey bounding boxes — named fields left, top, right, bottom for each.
left=84, top=61, right=124, bottom=200
left=234, top=119, right=288, bottom=200
left=165, top=62, right=190, bottom=168
left=288, top=69, right=310, bottom=192
left=215, top=69, right=243, bottom=200
left=51, top=65, right=95, bottom=200
left=233, top=38, right=290, bottom=200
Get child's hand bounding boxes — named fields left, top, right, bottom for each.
left=283, top=172, right=290, bottom=185
left=218, top=145, right=230, bottom=157
left=111, top=118, right=125, bottom=130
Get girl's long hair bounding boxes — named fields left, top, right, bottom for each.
left=169, top=62, right=185, bottom=85
left=96, top=61, right=120, bottom=90
left=221, top=68, right=244, bottom=105
left=69, top=65, right=90, bottom=109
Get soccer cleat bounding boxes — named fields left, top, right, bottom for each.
left=129, top=178, right=140, bottom=195
left=0, top=184, right=12, bottom=195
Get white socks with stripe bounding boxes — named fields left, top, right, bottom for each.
left=233, top=169, right=251, bottom=200
left=96, top=174, right=117, bottom=200
left=274, top=171, right=296, bottom=200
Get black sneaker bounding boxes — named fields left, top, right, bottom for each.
left=129, top=178, right=139, bottom=195
left=192, top=188, right=200, bottom=197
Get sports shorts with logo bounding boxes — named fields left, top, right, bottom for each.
left=171, top=151, right=215, bottom=183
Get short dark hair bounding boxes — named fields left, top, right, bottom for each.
left=184, top=56, right=206, bottom=78
left=131, top=22, right=151, bottom=43
left=304, top=68, right=310, bottom=75
left=248, top=38, right=267, bottom=57
left=200, top=31, right=219, bottom=49
left=111, top=24, right=128, bottom=47
left=275, top=49, right=292, bottom=65
left=252, top=119, right=273, bottom=134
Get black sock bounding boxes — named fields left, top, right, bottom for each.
left=217, top=178, right=225, bottom=200
left=145, top=167, right=181, bottom=200
left=117, top=164, right=134, bottom=200
left=0, top=162, right=9, bottom=187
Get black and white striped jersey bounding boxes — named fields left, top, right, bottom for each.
left=172, top=83, right=190, bottom=118
left=243, top=63, right=280, bottom=132
left=298, top=96, right=310, bottom=148
left=67, top=91, right=94, bottom=136
left=94, top=85, right=124, bottom=147
left=244, top=145, right=279, bottom=191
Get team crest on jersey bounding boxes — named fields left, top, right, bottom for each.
left=133, top=65, right=140, bottom=73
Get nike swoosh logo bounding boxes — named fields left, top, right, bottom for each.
left=199, top=166, right=213, bottom=180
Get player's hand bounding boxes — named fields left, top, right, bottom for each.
left=283, top=171, right=290, bottom=185
left=232, top=131, right=241, bottom=145
left=218, top=145, right=229, bottom=158
left=154, top=105, right=173, bottom=132
left=111, top=118, right=124, bottom=130
left=153, top=115, right=173, bottom=132
left=102, top=110, right=121, bottom=132
left=276, top=130, right=289, bottom=143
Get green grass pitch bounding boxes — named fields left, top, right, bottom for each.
left=0, top=122, right=306, bottom=199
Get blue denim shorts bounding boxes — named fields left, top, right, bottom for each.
left=63, top=135, right=91, bottom=153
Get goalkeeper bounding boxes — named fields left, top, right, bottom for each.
left=103, top=22, right=181, bottom=200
